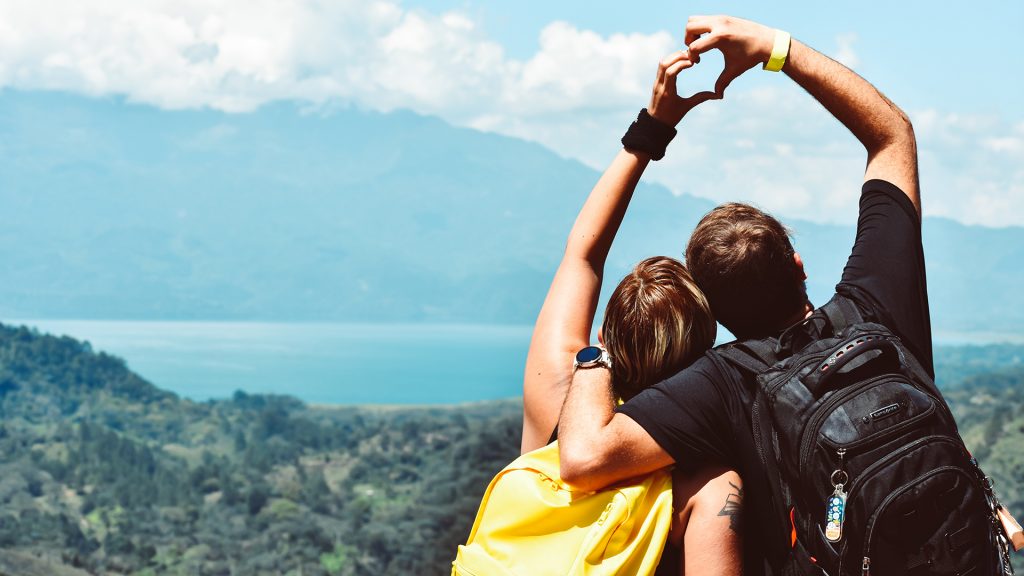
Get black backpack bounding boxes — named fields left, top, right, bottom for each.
left=709, top=295, right=1013, bottom=576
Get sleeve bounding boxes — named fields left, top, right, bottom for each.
left=616, top=357, right=734, bottom=471
left=836, top=179, right=934, bottom=377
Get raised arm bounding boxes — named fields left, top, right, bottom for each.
left=521, top=148, right=648, bottom=453
left=521, top=51, right=716, bottom=453
left=685, top=15, right=920, bottom=213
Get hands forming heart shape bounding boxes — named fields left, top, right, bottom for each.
left=648, top=15, right=778, bottom=127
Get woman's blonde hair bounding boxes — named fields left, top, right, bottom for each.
left=601, top=256, right=716, bottom=401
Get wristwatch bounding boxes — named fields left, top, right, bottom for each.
left=573, top=346, right=613, bottom=371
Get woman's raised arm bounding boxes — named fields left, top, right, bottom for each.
left=521, top=149, right=650, bottom=453
left=521, top=50, right=718, bottom=453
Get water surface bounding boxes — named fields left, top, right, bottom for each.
left=13, top=320, right=532, bottom=405
left=12, top=319, right=1022, bottom=405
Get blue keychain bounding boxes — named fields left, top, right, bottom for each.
left=825, top=471, right=847, bottom=542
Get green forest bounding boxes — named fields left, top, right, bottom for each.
left=0, top=323, right=1020, bottom=575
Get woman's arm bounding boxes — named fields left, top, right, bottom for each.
left=521, top=149, right=651, bottom=453
left=521, top=50, right=718, bottom=453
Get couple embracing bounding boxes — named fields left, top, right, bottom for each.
left=458, top=14, right=1014, bottom=576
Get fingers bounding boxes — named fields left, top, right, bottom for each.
left=684, top=15, right=714, bottom=46
left=686, top=33, right=722, bottom=59
left=658, top=50, right=690, bottom=74
left=661, top=58, right=694, bottom=97
left=664, top=58, right=695, bottom=79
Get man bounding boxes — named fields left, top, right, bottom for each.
left=558, top=15, right=927, bottom=573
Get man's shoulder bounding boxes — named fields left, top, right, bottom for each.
left=862, top=178, right=919, bottom=224
left=831, top=285, right=886, bottom=327
left=666, top=353, right=725, bottom=381
left=661, top=348, right=748, bottom=392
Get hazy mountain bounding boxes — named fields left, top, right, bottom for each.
left=1, top=90, right=1021, bottom=335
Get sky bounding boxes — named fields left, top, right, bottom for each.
left=0, top=0, right=1022, bottom=226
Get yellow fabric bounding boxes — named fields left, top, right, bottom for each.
left=452, top=441, right=674, bottom=576
left=763, top=29, right=791, bottom=72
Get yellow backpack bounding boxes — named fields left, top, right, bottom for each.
left=452, top=440, right=674, bottom=576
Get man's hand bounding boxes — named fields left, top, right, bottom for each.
left=648, top=50, right=720, bottom=127
left=684, top=15, right=776, bottom=97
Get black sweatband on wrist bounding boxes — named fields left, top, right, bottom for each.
left=621, top=108, right=677, bottom=161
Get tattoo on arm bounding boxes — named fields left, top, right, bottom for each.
left=717, top=481, right=744, bottom=534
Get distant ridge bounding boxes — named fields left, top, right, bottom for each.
left=1, top=90, right=1022, bottom=335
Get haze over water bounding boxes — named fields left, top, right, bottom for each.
left=14, top=320, right=533, bottom=405
left=11, top=320, right=1024, bottom=406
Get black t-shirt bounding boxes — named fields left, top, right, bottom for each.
left=619, top=179, right=932, bottom=574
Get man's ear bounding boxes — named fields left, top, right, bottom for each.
left=597, top=328, right=605, bottom=346
left=794, top=252, right=807, bottom=281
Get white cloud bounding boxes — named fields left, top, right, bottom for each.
left=0, top=0, right=1021, bottom=227
left=913, top=110, right=1024, bottom=226
left=984, top=137, right=1023, bottom=153
left=614, top=88, right=1024, bottom=228
left=834, top=33, right=860, bottom=68
left=0, top=0, right=670, bottom=120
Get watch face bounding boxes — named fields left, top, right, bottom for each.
left=575, top=346, right=603, bottom=364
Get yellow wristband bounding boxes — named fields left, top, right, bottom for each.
left=763, top=29, right=791, bottom=72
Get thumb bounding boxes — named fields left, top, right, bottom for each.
left=682, top=90, right=721, bottom=108
left=679, top=90, right=721, bottom=115
left=714, top=65, right=744, bottom=97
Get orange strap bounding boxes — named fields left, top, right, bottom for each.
left=998, top=506, right=1024, bottom=552
left=789, top=507, right=798, bottom=547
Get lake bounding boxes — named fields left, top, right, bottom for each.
left=11, top=320, right=533, bottom=405
left=9, top=320, right=1024, bottom=406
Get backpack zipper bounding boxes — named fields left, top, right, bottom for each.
left=838, top=436, right=959, bottom=575
left=823, top=399, right=936, bottom=453
left=798, top=374, right=941, bottom=480
left=750, top=390, right=800, bottom=560
left=859, top=466, right=968, bottom=575
left=842, top=436, right=959, bottom=506
left=748, top=340, right=878, bottom=560
left=796, top=375, right=890, bottom=476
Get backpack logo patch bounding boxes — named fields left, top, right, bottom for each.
left=868, top=402, right=902, bottom=421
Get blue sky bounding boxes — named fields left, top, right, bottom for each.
left=404, top=0, right=1023, bottom=116
left=0, top=0, right=1021, bottom=226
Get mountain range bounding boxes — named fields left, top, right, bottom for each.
left=1, top=90, right=1021, bottom=335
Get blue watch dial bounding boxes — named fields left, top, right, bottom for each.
left=575, top=346, right=603, bottom=364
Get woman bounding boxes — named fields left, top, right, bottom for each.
left=521, top=50, right=741, bottom=575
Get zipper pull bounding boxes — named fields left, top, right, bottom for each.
left=833, top=448, right=849, bottom=483
left=861, top=556, right=871, bottom=576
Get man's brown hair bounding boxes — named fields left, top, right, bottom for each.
left=601, top=256, right=716, bottom=401
left=685, top=203, right=807, bottom=339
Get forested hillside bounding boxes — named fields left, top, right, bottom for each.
left=0, top=323, right=1020, bottom=574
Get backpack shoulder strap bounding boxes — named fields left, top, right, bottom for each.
left=715, top=338, right=777, bottom=376
left=738, top=338, right=780, bottom=366
left=822, top=294, right=864, bottom=334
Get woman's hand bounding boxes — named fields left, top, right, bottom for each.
left=647, top=50, right=721, bottom=127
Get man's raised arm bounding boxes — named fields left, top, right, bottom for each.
left=686, top=16, right=920, bottom=213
